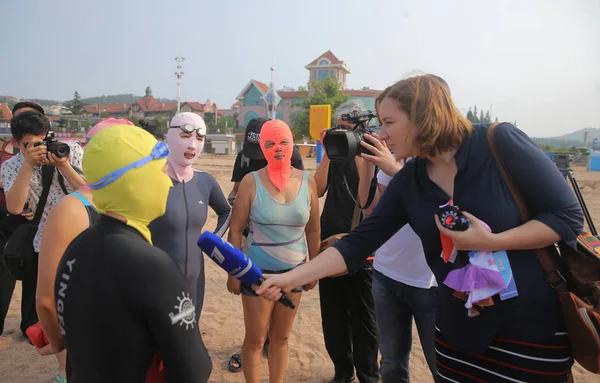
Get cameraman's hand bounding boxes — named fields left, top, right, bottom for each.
left=22, top=140, right=48, bottom=167
left=319, top=129, right=329, bottom=160
left=47, top=152, right=69, bottom=169
left=319, top=129, right=328, bottom=142
left=360, top=133, right=401, bottom=177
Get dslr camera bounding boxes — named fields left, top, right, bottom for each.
left=322, top=110, right=376, bottom=161
left=33, top=131, right=71, bottom=159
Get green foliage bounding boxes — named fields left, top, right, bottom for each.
left=78, top=94, right=176, bottom=105
left=465, top=105, right=494, bottom=124
left=151, top=115, right=167, bottom=132
left=532, top=137, right=584, bottom=150
left=206, top=115, right=238, bottom=133
left=145, top=86, right=152, bottom=97
left=25, top=99, right=58, bottom=106
left=64, top=91, right=86, bottom=115
left=290, top=76, right=349, bottom=140
left=466, top=110, right=475, bottom=122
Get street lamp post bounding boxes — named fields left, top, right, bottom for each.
left=175, top=57, right=185, bottom=113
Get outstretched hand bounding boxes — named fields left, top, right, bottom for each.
left=254, top=274, right=291, bottom=301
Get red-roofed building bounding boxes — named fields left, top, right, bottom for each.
left=181, top=102, right=204, bottom=113
left=131, top=95, right=178, bottom=119
left=0, top=103, right=13, bottom=129
left=81, top=87, right=221, bottom=122
left=305, top=50, right=351, bottom=89
left=83, top=103, right=131, bottom=117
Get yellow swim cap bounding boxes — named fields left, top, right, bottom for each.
left=83, top=124, right=172, bottom=243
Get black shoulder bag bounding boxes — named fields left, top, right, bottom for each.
left=3, top=165, right=55, bottom=280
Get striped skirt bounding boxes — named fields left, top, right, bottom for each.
left=435, top=327, right=573, bottom=383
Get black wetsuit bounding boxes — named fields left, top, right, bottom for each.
left=149, top=171, right=230, bottom=315
left=55, top=216, right=212, bottom=382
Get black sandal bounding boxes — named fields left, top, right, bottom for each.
left=228, top=351, right=242, bottom=373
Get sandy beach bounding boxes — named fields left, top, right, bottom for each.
left=1, top=155, right=599, bottom=382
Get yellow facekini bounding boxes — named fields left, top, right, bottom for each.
left=82, top=125, right=172, bottom=243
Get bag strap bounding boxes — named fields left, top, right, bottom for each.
left=57, top=172, right=68, bottom=195
left=32, top=165, right=55, bottom=226
left=1, top=140, right=9, bottom=153
left=486, top=123, right=568, bottom=294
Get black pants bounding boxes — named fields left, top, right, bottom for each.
left=0, top=253, right=39, bottom=336
left=319, top=264, right=379, bottom=383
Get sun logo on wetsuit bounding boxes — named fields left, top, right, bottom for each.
left=169, top=292, right=196, bottom=330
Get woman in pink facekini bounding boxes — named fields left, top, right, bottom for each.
left=85, top=117, right=134, bottom=143
left=149, top=112, right=231, bottom=318
left=227, top=119, right=320, bottom=383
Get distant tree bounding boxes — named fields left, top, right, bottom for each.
left=0, top=109, right=3, bottom=119
left=232, top=112, right=240, bottom=128
left=206, top=115, right=237, bottom=133
left=145, top=86, right=152, bottom=97
left=495, top=117, right=499, bottom=123
left=464, top=105, right=495, bottom=124
left=290, top=76, right=349, bottom=140
left=466, top=109, right=475, bottom=123
left=65, top=91, right=86, bottom=115
left=151, top=115, right=167, bottom=135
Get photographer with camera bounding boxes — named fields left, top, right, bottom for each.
left=0, top=103, right=43, bottom=337
left=0, top=110, right=85, bottom=343
left=314, top=100, right=379, bottom=383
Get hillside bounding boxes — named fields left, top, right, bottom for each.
left=532, top=127, right=600, bottom=149
left=551, top=127, right=600, bottom=142
left=80, top=94, right=177, bottom=105
left=0, top=94, right=177, bottom=108
left=531, top=137, right=584, bottom=149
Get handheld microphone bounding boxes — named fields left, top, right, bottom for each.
left=197, top=231, right=295, bottom=309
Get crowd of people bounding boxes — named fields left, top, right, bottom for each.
left=0, top=73, right=585, bottom=383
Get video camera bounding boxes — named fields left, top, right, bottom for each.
left=322, top=110, right=376, bottom=161
left=555, top=153, right=573, bottom=176
left=33, top=131, right=70, bottom=159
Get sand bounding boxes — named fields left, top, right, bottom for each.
left=1, top=156, right=599, bottom=382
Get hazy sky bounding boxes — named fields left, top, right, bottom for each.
left=1, top=0, right=599, bottom=137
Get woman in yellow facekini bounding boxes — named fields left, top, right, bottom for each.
left=52, top=125, right=212, bottom=382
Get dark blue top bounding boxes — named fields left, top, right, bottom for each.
left=56, top=216, right=212, bottom=382
left=149, top=171, right=231, bottom=315
left=333, top=123, right=583, bottom=353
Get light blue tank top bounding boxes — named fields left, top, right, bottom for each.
left=244, top=171, right=310, bottom=271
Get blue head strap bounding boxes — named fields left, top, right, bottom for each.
left=88, top=141, right=169, bottom=190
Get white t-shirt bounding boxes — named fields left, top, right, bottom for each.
left=373, top=160, right=437, bottom=289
